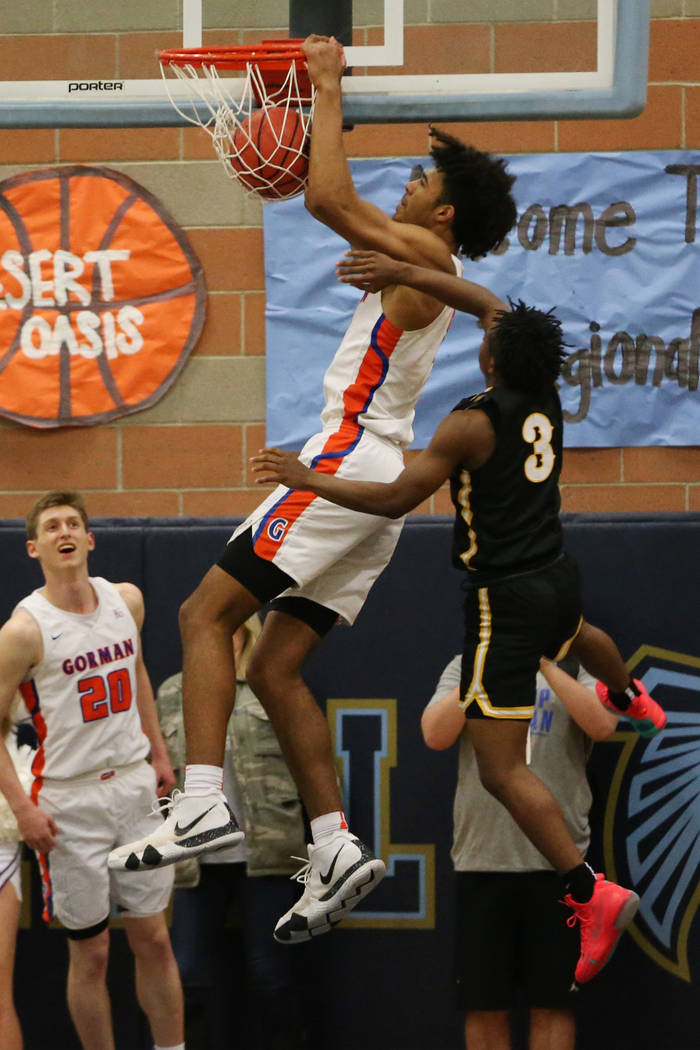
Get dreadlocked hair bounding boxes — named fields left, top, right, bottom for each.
left=429, top=126, right=516, bottom=260
left=489, top=300, right=568, bottom=393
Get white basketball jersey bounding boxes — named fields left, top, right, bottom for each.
left=16, top=577, right=149, bottom=783
left=321, top=254, right=463, bottom=449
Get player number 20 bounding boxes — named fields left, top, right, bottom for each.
left=522, top=413, right=555, bottom=483
left=78, top=668, right=133, bottom=723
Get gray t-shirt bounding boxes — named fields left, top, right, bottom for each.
left=427, top=655, right=595, bottom=872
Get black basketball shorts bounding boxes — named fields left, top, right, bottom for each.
left=460, top=553, right=582, bottom=720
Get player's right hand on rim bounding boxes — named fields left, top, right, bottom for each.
left=336, top=250, right=404, bottom=293
left=302, top=34, right=346, bottom=85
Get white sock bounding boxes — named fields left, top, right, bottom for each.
left=311, top=811, right=348, bottom=845
left=184, top=764, right=223, bottom=795
left=154, top=1043, right=185, bottom=1050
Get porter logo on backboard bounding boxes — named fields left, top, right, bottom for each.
left=0, top=165, right=206, bottom=427
left=603, top=647, right=700, bottom=981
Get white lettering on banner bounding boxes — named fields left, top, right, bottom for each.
left=0, top=249, right=131, bottom=309
left=20, top=307, right=145, bottom=360
left=54, top=250, right=91, bottom=306
left=1, top=250, right=30, bottom=309
left=0, top=249, right=145, bottom=361
left=28, top=249, right=54, bottom=306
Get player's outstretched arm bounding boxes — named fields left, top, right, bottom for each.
left=252, top=443, right=448, bottom=519
left=539, top=658, right=619, bottom=741
left=302, top=37, right=453, bottom=272
left=337, top=250, right=508, bottom=327
left=252, top=409, right=494, bottom=518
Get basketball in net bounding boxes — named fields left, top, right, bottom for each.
left=158, top=41, right=314, bottom=202
left=231, top=105, right=309, bottom=200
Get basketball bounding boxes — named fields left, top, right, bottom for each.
left=231, top=105, right=309, bottom=201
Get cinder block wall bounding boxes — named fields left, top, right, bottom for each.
left=0, top=0, right=699, bottom=519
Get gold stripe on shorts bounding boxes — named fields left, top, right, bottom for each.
left=462, top=586, right=537, bottom=720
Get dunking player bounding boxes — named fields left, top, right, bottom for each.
left=109, top=35, right=517, bottom=944
left=251, top=251, right=665, bottom=981
left=0, top=492, right=184, bottom=1050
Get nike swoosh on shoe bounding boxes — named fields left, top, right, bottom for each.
left=320, top=846, right=345, bottom=885
left=174, top=805, right=216, bottom=836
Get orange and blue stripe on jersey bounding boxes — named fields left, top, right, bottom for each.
left=19, top=680, right=47, bottom=800
left=19, top=679, right=54, bottom=921
left=252, top=314, right=402, bottom=562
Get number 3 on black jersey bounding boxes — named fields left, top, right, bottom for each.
left=522, top=412, right=555, bottom=483
left=79, top=668, right=133, bottom=723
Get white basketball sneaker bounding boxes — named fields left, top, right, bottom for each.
left=274, top=831, right=386, bottom=943
left=108, top=789, right=244, bottom=871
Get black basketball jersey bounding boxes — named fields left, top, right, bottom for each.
left=449, top=384, right=564, bottom=580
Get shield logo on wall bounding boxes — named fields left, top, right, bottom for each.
left=602, top=646, right=700, bottom=981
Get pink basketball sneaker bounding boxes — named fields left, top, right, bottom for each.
left=564, top=873, right=639, bottom=984
left=596, top=679, right=666, bottom=737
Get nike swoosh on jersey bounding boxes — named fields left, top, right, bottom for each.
left=320, top=845, right=345, bottom=885
left=174, top=805, right=216, bottom=837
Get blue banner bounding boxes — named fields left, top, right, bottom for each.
left=264, top=151, right=700, bottom=448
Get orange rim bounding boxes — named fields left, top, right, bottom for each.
left=158, top=39, right=308, bottom=71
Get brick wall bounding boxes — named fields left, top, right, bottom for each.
left=0, top=0, right=699, bottom=518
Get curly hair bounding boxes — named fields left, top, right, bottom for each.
left=489, top=300, right=568, bottom=393
left=429, top=126, right=517, bottom=260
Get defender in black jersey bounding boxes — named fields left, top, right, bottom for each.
left=450, top=382, right=564, bottom=580
left=252, top=249, right=657, bottom=985
left=450, top=376, right=582, bottom=721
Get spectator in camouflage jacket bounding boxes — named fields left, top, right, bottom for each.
left=156, top=614, right=307, bottom=880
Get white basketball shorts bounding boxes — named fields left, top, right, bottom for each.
left=35, top=761, right=173, bottom=931
left=0, top=841, right=22, bottom=900
left=231, top=425, right=406, bottom=624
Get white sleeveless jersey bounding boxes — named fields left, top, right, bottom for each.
left=320, top=254, right=463, bottom=449
left=16, top=577, right=149, bottom=783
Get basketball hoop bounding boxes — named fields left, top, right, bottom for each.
left=158, top=40, right=314, bottom=201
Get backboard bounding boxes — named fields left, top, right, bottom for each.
left=0, top=0, right=649, bottom=128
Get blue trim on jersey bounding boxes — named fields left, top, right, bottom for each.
left=251, top=314, right=391, bottom=546
left=309, top=426, right=364, bottom=468
left=253, top=419, right=369, bottom=546
left=22, top=680, right=42, bottom=779
left=41, top=850, right=54, bottom=921
left=352, top=315, right=390, bottom=421
left=252, top=489, right=293, bottom=546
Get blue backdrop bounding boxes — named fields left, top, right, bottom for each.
left=264, top=150, right=700, bottom=449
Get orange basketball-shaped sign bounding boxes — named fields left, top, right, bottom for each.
left=0, top=165, right=206, bottom=427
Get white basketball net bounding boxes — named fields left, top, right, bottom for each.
left=161, top=59, right=314, bottom=201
